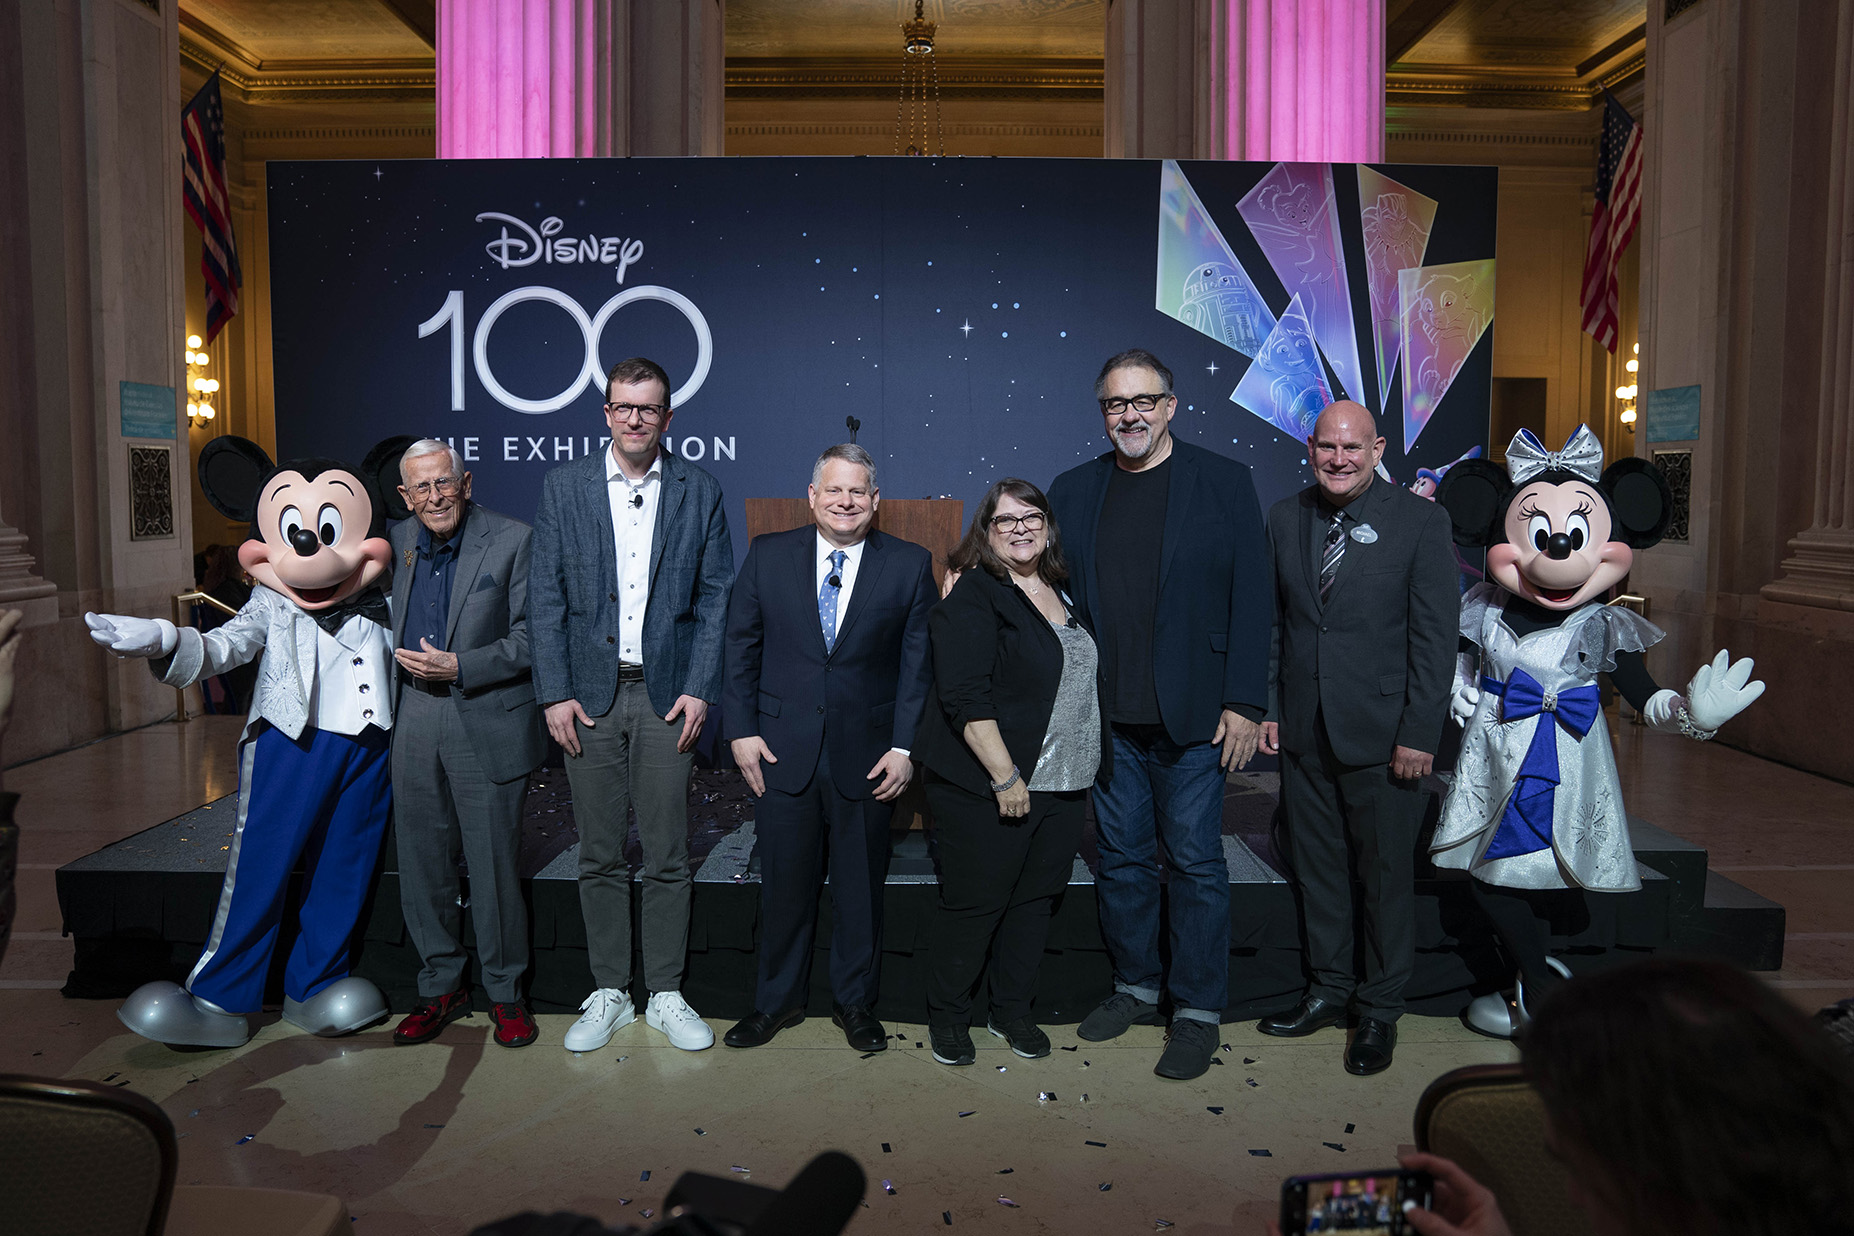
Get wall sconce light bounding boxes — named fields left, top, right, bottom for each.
left=1616, top=342, right=1640, bottom=430
left=185, top=333, right=218, bottom=427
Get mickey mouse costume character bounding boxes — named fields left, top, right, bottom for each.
left=85, top=436, right=411, bottom=1047
left=1432, top=426, right=1765, bottom=1038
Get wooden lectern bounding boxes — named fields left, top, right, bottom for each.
left=742, top=498, right=964, bottom=590
left=739, top=497, right=965, bottom=833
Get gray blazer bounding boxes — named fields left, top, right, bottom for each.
left=1267, top=478, right=1458, bottom=766
left=529, top=449, right=734, bottom=720
left=390, top=503, right=547, bottom=785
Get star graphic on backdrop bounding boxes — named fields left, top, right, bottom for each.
left=959, top=320, right=973, bottom=337
left=1206, top=362, right=1219, bottom=375
left=374, top=167, right=383, bottom=181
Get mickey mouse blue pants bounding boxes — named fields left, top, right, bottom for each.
left=187, top=724, right=392, bottom=1014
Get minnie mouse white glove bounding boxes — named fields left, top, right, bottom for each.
left=1449, top=651, right=1481, bottom=727
left=1644, top=650, right=1765, bottom=739
left=85, top=612, right=177, bottom=659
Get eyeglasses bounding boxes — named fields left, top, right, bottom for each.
left=1099, top=393, right=1167, bottom=416
left=404, top=477, right=460, bottom=500
left=605, top=401, right=669, bottom=424
left=988, top=512, right=1046, bottom=533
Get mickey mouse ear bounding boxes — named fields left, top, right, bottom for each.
left=1434, top=458, right=1510, bottom=548
left=361, top=436, right=419, bottom=524
left=197, top=436, right=273, bottom=524
left=1602, top=457, right=1673, bottom=548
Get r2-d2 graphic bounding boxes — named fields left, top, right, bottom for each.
left=1179, top=263, right=1262, bottom=356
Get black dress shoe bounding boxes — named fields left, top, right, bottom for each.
left=723, top=1008, right=804, bottom=1048
left=832, top=1003, right=887, bottom=1052
left=1345, top=1016, right=1397, bottom=1075
left=1257, top=994, right=1348, bottom=1037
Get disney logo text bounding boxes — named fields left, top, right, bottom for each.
left=477, top=212, right=644, bottom=283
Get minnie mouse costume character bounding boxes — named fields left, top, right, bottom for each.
left=1432, top=426, right=1765, bottom=1038
left=85, top=436, right=411, bottom=1047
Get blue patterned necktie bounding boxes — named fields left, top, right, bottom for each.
left=819, top=549, right=847, bottom=652
left=1318, top=512, right=1346, bottom=604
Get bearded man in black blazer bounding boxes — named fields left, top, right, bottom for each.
left=1257, top=400, right=1457, bottom=1075
left=720, top=443, right=937, bottom=1052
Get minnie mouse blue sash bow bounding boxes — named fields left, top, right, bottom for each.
left=1478, top=668, right=1602, bottom=860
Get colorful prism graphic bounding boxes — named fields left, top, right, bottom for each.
left=1357, top=167, right=1438, bottom=412
left=1237, top=163, right=1365, bottom=404
left=1230, top=293, right=1332, bottom=440
left=1156, top=160, right=1276, bottom=358
left=1398, top=258, right=1496, bottom=452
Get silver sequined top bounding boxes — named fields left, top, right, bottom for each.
left=1027, top=619, right=1101, bottom=793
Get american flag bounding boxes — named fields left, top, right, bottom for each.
left=1580, top=93, right=1644, bottom=352
left=182, top=70, right=242, bottom=344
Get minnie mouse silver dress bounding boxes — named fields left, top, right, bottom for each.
left=1431, top=581, right=1663, bottom=892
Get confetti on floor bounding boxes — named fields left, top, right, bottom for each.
left=1206, top=1106, right=1225, bottom=1115
left=1248, top=1149, right=1273, bottom=1157
left=1324, top=1142, right=1346, bottom=1152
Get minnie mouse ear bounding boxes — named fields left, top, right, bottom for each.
left=197, top=436, right=273, bottom=524
left=1434, top=458, right=1510, bottom=547
left=361, top=436, right=419, bottom=524
left=1602, top=457, right=1673, bottom=548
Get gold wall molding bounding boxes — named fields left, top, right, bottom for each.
left=181, top=30, right=434, bottom=102
left=726, top=122, right=1101, bottom=138
left=1388, top=51, right=1644, bottom=111
left=726, top=55, right=1102, bottom=99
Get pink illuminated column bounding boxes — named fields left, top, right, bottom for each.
left=1106, top=0, right=1384, bottom=162
left=1216, top=0, right=1384, bottom=162
left=436, top=0, right=723, bottom=158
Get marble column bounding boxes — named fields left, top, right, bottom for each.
left=1106, top=0, right=1384, bottom=161
left=1764, top=0, right=1854, bottom=610
left=436, top=0, right=723, bottom=158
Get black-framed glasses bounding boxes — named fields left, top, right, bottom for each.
left=605, top=401, right=669, bottom=424
left=404, top=477, right=460, bottom=500
left=1099, top=393, right=1167, bottom=415
left=988, top=512, right=1046, bottom=533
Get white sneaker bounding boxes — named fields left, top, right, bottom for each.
left=645, top=990, right=715, bottom=1051
left=563, top=987, right=634, bottom=1052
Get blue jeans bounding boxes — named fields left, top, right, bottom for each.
left=1091, top=725, right=1229, bottom=1021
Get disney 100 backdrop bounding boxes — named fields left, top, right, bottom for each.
left=267, top=156, right=1498, bottom=557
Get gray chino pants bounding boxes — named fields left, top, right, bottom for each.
left=566, top=679, right=695, bottom=993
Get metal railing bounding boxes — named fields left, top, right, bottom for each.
left=170, top=590, right=241, bottom=724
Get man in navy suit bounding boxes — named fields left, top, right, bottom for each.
left=719, top=444, right=936, bottom=1052
left=531, top=356, right=735, bottom=1055
left=1048, top=348, right=1272, bottom=1081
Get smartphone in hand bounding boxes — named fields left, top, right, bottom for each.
left=1279, top=1168, right=1434, bottom=1235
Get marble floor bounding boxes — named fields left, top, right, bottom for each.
left=2, top=715, right=1849, bottom=1235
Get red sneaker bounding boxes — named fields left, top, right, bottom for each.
left=491, top=1000, right=538, bottom=1048
left=392, top=989, right=471, bottom=1045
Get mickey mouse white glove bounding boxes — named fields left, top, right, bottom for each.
left=85, top=612, right=177, bottom=659
left=1643, top=649, right=1766, bottom=739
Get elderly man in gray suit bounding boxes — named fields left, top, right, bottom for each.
left=388, top=438, right=548, bottom=1049
left=531, top=356, right=735, bottom=1054
left=1257, top=400, right=1457, bottom=1076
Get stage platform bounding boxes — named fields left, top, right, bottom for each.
left=54, top=762, right=1784, bottom=1024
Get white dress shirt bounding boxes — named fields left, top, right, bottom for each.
left=814, top=531, right=867, bottom=616
left=607, top=448, right=662, bottom=665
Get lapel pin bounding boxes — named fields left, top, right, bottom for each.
left=1350, top=523, right=1379, bottom=544
left=404, top=548, right=414, bottom=568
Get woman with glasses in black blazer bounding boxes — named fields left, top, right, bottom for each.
left=913, top=478, right=1109, bottom=1067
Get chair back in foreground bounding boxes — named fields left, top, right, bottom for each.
left=1413, top=1062, right=1582, bottom=1236
left=0, top=1072, right=177, bottom=1236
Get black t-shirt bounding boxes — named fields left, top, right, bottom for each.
left=1095, top=458, right=1170, bottom=726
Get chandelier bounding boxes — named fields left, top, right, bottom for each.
left=895, top=0, right=944, bottom=156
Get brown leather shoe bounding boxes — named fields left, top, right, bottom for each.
left=392, top=989, right=471, bottom=1045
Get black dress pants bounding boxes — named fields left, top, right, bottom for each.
left=753, top=745, right=894, bottom=1014
left=1280, top=721, right=1424, bottom=1021
left=924, top=774, right=1085, bottom=1026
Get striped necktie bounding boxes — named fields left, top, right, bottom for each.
left=1318, top=512, right=1346, bottom=604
